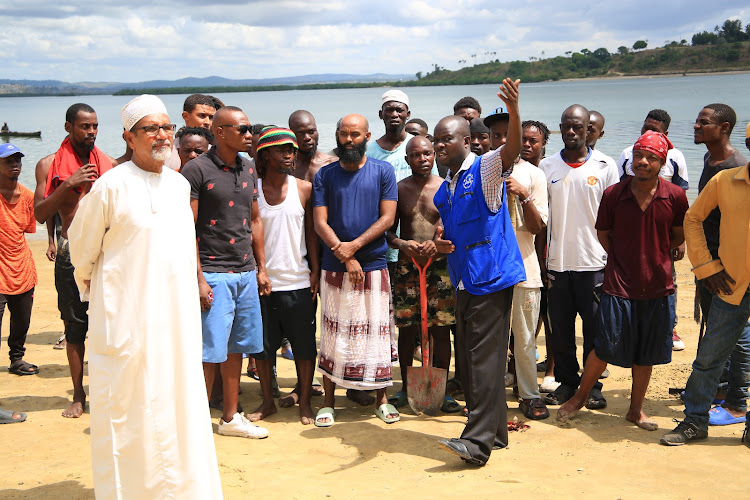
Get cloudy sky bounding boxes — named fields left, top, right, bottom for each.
left=2, top=1, right=747, bottom=83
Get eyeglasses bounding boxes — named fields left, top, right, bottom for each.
left=218, top=124, right=252, bottom=135
left=135, top=124, right=177, bottom=136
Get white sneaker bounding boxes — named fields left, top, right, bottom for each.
left=218, top=412, right=269, bottom=439
left=672, top=331, right=685, bottom=351
left=540, top=376, right=561, bottom=393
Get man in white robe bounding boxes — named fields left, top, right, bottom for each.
left=68, top=94, right=223, bottom=499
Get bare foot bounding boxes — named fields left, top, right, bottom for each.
left=279, top=390, right=299, bottom=408
left=299, top=402, right=315, bottom=425
left=626, top=409, right=658, bottom=431
left=723, top=406, right=746, bottom=418
left=346, top=389, right=375, bottom=406
left=557, top=399, right=582, bottom=422
left=247, top=402, right=277, bottom=422
left=62, top=399, right=85, bottom=418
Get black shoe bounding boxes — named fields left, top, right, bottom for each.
left=585, top=388, right=607, bottom=410
left=536, top=360, right=547, bottom=372
left=543, top=384, right=575, bottom=405
left=438, top=438, right=485, bottom=466
left=660, top=421, right=708, bottom=446
left=742, top=428, right=750, bottom=448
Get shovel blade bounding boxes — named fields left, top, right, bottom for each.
left=407, top=365, right=448, bottom=416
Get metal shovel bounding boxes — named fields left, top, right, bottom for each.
left=407, top=257, right=448, bottom=416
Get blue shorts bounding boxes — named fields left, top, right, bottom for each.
left=201, top=271, right=263, bottom=363
left=594, top=293, right=672, bottom=368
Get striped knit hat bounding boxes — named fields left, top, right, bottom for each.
left=256, top=127, right=298, bottom=153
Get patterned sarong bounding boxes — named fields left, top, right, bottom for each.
left=392, top=257, right=456, bottom=328
left=317, top=269, right=397, bottom=390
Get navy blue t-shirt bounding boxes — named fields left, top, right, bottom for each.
left=313, top=157, right=397, bottom=272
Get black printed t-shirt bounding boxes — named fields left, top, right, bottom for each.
left=181, top=147, right=258, bottom=272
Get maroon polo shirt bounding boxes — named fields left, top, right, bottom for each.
left=595, top=177, right=688, bottom=300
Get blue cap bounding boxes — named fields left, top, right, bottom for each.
left=483, top=106, right=509, bottom=127
left=0, top=143, right=24, bottom=158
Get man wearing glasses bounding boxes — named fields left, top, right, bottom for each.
left=181, top=106, right=271, bottom=439
left=69, top=94, right=222, bottom=498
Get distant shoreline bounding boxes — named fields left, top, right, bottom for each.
left=556, top=69, right=750, bottom=83
left=2, top=68, right=749, bottom=98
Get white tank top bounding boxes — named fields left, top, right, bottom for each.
left=258, top=176, right=311, bottom=291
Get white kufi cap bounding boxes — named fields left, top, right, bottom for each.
left=121, top=94, right=169, bottom=131
left=381, top=89, right=409, bottom=108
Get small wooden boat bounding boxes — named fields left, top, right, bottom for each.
left=0, top=131, right=42, bottom=138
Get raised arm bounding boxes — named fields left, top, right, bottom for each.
left=499, top=78, right=522, bottom=169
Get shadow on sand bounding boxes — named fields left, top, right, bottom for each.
left=0, top=480, right=93, bottom=500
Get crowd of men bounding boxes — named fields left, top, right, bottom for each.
left=1, top=78, right=749, bottom=495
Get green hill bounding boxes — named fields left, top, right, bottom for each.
left=408, top=42, right=750, bottom=86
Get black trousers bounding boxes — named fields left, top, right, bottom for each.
left=454, top=286, right=513, bottom=463
left=547, top=270, right=604, bottom=390
left=0, top=287, right=34, bottom=363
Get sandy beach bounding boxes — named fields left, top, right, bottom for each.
left=0, top=239, right=747, bottom=499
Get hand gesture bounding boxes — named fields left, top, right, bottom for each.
left=703, top=270, right=735, bottom=296
left=46, top=241, right=57, bottom=261
left=332, top=241, right=359, bottom=263
left=345, top=258, right=364, bottom=285
left=434, top=227, right=455, bottom=254
left=199, top=279, right=213, bottom=311
left=64, top=164, right=99, bottom=191
left=310, top=271, right=320, bottom=299
left=497, top=78, right=521, bottom=114
left=400, top=239, right=422, bottom=259
left=257, top=270, right=272, bottom=296
left=672, top=243, right=686, bottom=261
left=421, top=240, right=438, bottom=258
left=504, top=176, right=528, bottom=199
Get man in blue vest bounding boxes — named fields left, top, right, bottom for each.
left=436, top=78, right=526, bottom=466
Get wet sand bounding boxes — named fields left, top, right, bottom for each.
left=0, top=240, right=746, bottom=499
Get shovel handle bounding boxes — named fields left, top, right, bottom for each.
left=412, top=257, right=432, bottom=368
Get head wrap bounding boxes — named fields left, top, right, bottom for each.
left=633, top=130, right=673, bottom=161
left=121, top=94, right=169, bottom=131
left=256, top=127, right=298, bottom=153
left=381, top=89, right=409, bottom=108
left=470, top=117, right=489, bottom=135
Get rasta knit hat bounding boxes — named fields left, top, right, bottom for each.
left=256, top=127, right=299, bottom=153
left=633, top=130, right=673, bottom=161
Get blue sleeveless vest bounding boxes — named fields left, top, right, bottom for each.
left=433, top=155, right=526, bottom=295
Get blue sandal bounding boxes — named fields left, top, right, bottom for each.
left=708, top=406, right=746, bottom=426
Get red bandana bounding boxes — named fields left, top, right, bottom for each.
left=633, top=130, right=673, bottom=161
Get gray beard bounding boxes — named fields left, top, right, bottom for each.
left=152, top=146, right=172, bottom=162
left=280, top=167, right=295, bottom=175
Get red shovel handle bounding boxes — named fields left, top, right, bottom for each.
left=412, top=257, right=432, bottom=367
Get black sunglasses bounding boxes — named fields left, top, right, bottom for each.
left=218, top=124, right=252, bottom=135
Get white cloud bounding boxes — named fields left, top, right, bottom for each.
left=0, top=0, right=748, bottom=82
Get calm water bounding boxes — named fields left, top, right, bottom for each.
left=3, top=73, right=749, bottom=215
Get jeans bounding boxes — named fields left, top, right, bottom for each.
left=683, top=292, right=750, bottom=431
